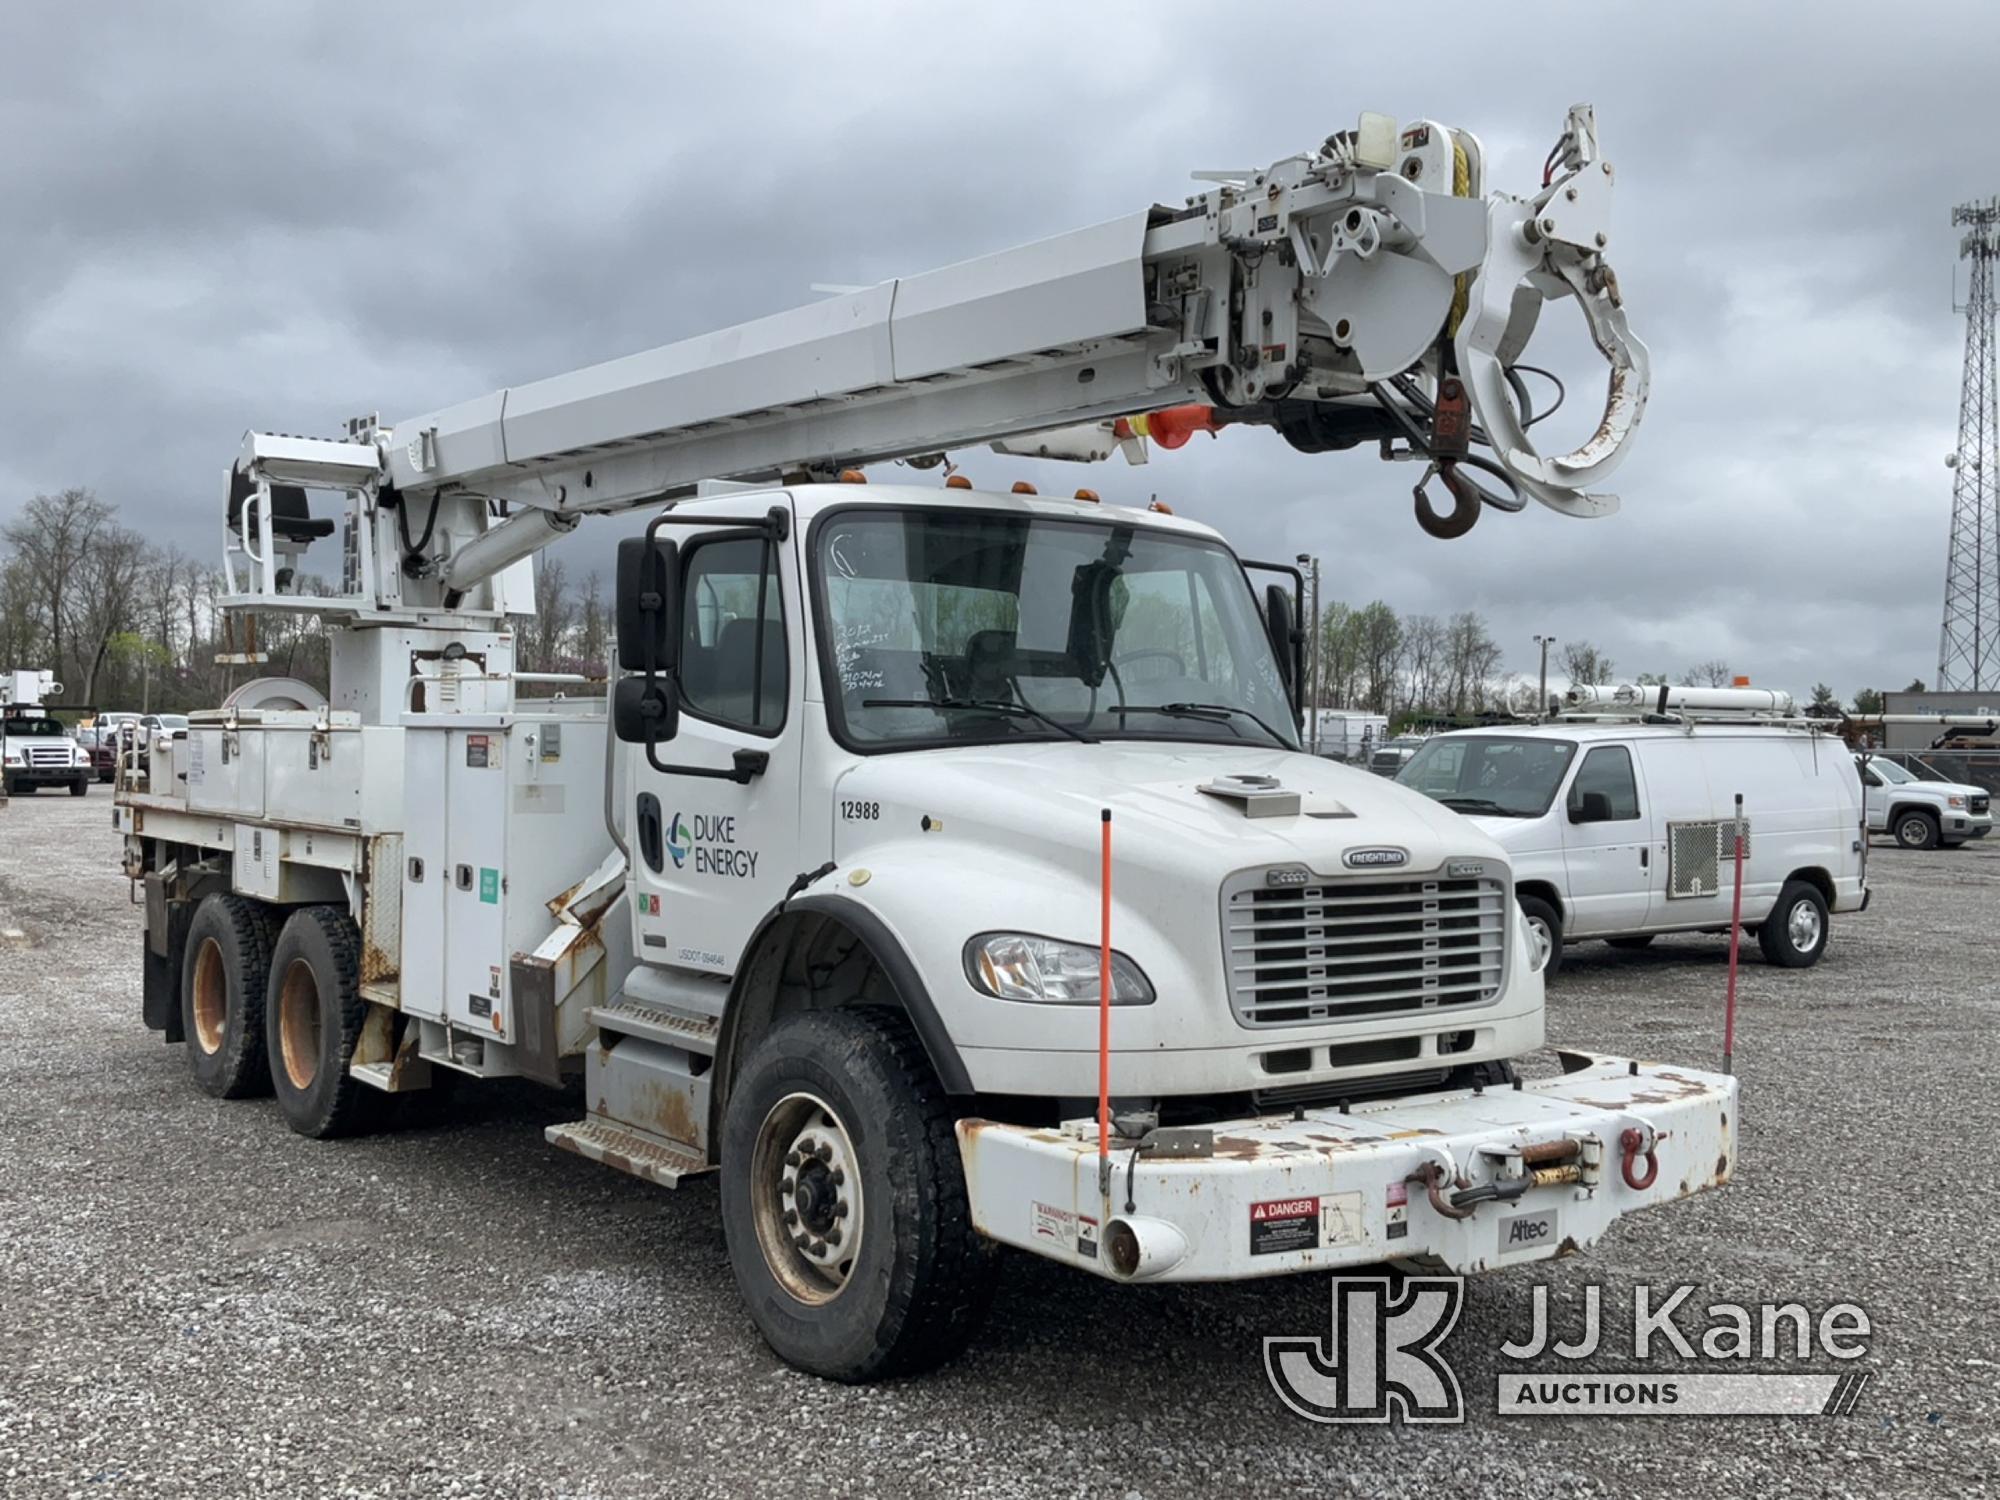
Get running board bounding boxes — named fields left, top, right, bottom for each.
left=546, top=1117, right=712, bottom=1189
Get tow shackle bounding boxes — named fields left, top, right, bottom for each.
left=1408, top=1159, right=1477, bottom=1220
left=1619, top=1127, right=1659, bottom=1191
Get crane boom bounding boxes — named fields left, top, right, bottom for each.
left=223, top=105, right=1648, bottom=616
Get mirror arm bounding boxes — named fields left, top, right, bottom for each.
left=645, top=744, right=769, bottom=784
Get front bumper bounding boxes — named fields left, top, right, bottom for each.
left=4, top=765, right=87, bottom=786
left=957, top=1053, right=1735, bottom=1282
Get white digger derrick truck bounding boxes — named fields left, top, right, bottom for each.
left=115, top=106, right=1735, bottom=1380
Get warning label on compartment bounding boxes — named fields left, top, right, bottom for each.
left=1250, top=1197, right=1320, bottom=1256
left=1320, top=1190, right=1364, bottom=1248
left=1077, top=1215, right=1099, bottom=1260
left=1031, top=1201, right=1074, bottom=1246
left=1386, top=1181, right=1410, bottom=1241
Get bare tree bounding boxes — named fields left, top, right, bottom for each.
left=577, top=571, right=609, bottom=677
left=2, top=488, right=114, bottom=689
left=1559, top=639, right=1615, bottom=686
left=1677, top=659, right=1733, bottom=688
left=72, top=522, right=150, bottom=704
left=522, top=556, right=575, bottom=677
left=1355, top=601, right=1403, bottom=715
left=1400, top=613, right=1445, bottom=713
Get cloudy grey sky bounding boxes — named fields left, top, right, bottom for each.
left=3, top=2, right=1994, bottom=700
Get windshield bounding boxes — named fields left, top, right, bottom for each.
left=152, top=715, right=189, bottom=730
left=3, top=716, right=74, bottom=738
left=1397, top=734, right=1578, bottom=817
left=1865, top=757, right=1914, bottom=784
left=815, top=508, right=1297, bottom=751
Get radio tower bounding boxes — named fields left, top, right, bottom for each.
left=1938, top=197, right=2000, bottom=691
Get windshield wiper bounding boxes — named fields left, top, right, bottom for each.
left=1120, top=701, right=1291, bottom=748
left=1437, top=796, right=1516, bottom=816
left=862, top=697, right=1096, bottom=744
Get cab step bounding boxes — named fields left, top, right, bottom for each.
left=588, top=1001, right=719, bottom=1055
left=545, top=1117, right=712, bottom=1188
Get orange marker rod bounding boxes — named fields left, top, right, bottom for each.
left=1098, top=807, right=1113, bottom=1181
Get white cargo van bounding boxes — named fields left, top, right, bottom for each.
left=1397, top=708, right=1866, bottom=974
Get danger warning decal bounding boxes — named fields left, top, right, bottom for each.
left=1250, top=1197, right=1320, bottom=1256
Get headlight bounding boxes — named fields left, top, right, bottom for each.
left=3, top=753, right=20, bottom=766
left=1948, top=795, right=1966, bottom=809
left=964, top=932, right=1154, bottom=1005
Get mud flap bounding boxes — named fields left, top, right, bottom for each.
left=142, top=877, right=191, bottom=1042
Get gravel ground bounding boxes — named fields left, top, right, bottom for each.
left=2, top=788, right=1997, bottom=1497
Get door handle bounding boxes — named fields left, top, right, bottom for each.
left=455, top=863, right=474, bottom=891
left=636, top=792, right=664, bottom=873
left=1639, top=847, right=1649, bottom=869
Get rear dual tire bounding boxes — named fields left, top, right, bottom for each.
left=266, top=905, right=378, bottom=1139
left=181, top=893, right=278, bottom=1098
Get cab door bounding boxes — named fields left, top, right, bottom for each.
left=626, top=517, right=803, bottom=978
left=1560, top=743, right=1651, bottom=934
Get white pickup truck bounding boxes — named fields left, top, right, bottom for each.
left=1857, top=754, right=1993, bottom=848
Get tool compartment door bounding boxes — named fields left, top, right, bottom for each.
left=444, top=728, right=510, bottom=1040
left=399, top=731, right=449, bottom=1021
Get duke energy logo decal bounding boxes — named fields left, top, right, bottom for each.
left=666, top=812, right=692, bottom=869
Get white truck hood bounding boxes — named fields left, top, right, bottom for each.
left=831, top=739, right=1501, bottom=879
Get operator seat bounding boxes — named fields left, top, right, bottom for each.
left=226, top=462, right=336, bottom=592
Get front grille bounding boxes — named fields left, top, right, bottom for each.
left=1973, top=794, right=1990, bottom=817
left=1222, top=867, right=1507, bottom=1028
left=25, top=745, right=72, bottom=767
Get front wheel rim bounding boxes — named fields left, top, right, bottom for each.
left=1899, top=819, right=1927, bottom=846
left=750, top=1092, right=864, bottom=1305
left=1788, top=901, right=1823, bottom=953
left=277, top=958, right=322, bottom=1091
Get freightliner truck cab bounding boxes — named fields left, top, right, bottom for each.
left=582, top=480, right=1732, bottom=1378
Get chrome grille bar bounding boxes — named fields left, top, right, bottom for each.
left=1220, top=867, right=1508, bottom=1028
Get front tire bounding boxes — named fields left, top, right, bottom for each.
left=720, top=1007, right=995, bottom=1382
left=1758, top=880, right=1829, bottom=968
left=265, top=906, right=377, bottom=1138
left=1894, top=810, right=1940, bottom=849
left=180, top=893, right=277, bottom=1098
left=1517, top=893, right=1564, bottom=978
left=69, top=776, right=87, bottom=796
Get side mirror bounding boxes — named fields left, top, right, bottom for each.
left=616, top=536, right=680, bottom=671
left=614, top=674, right=680, bottom=745
left=1263, top=583, right=1300, bottom=712
left=1569, top=789, right=1613, bottom=824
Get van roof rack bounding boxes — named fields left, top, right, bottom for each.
left=1555, top=684, right=1840, bottom=734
